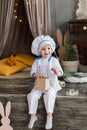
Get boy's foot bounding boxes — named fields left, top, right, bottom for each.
left=28, top=116, right=37, bottom=129
left=45, top=116, right=52, bottom=129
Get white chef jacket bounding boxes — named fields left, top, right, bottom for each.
left=31, top=55, right=63, bottom=92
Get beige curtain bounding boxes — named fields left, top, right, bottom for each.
left=1, top=0, right=33, bottom=59
left=0, top=0, right=15, bottom=56
left=24, top=0, right=51, bottom=37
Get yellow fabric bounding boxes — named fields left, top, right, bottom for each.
left=0, top=58, right=27, bottom=76
left=15, top=54, right=35, bottom=66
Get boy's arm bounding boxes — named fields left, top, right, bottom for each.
left=51, top=58, right=63, bottom=77
left=31, top=60, right=44, bottom=78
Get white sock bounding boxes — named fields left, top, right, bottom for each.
left=45, top=116, right=52, bottom=129
left=28, top=116, right=37, bottom=129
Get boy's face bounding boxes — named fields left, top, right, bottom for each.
left=40, top=44, right=53, bottom=58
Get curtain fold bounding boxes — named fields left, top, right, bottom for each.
left=0, top=0, right=51, bottom=58
left=24, top=0, right=51, bottom=37
left=0, top=0, right=33, bottom=59
left=0, top=0, right=15, bottom=56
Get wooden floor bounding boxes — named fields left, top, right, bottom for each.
left=0, top=76, right=87, bottom=130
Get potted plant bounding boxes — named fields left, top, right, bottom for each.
left=56, top=28, right=79, bottom=72
left=61, top=40, right=79, bottom=72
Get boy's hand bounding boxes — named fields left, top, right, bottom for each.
left=34, top=73, right=45, bottom=78
left=52, top=67, right=59, bottom=76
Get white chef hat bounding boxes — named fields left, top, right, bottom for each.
left=31, top=35, right=56, bottom=56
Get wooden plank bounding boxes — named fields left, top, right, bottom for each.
left=0, top=77, right=87, bottom=130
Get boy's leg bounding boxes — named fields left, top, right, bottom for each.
left=27, top=89, right=42, bottom=129
left=43, top=88, right=57, bottom=129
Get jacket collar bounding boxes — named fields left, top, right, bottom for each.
left=36, top=55, right=52, bottom=62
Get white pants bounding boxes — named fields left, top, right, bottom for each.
left=27, top=87, right=57, bottom=114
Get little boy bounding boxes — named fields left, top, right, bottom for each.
left=27, top=35, right=63, bottom=129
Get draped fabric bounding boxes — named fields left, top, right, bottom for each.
left=0, top=0, right=51, bottom=59
left=24, top=0, right=51, bottom=37
left=0, top=0, right=15, bottom=56
left=0, top=0, right=33, bottom=59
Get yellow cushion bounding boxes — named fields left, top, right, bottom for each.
left=0, top=58, right=27, bottom=76
left=15, top=54, right=35, bottom=66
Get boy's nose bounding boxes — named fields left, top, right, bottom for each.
left=45, top=49, right=48, bottom=52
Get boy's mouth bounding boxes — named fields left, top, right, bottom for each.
left=45, top=53, right=49, bottom=55
left=45, top=54, right=49, bottom=56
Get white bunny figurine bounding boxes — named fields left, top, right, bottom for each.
left=76, top=0, right=87, bottom=19
left=0, top=101, right=13, bottom=130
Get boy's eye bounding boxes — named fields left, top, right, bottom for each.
left=42, top=48, right=45, bottom=50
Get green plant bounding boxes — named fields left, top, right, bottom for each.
left=62, top=40, right=79, bottom=61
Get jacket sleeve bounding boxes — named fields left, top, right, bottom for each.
left=30, top=60, right=38, bottom=77
left=54, top=58, right=63, bottom=77
left=47, top=57, right=63, bottom=77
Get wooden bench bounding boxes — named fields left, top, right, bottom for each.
left=0, top=77, right=87, bottom=130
